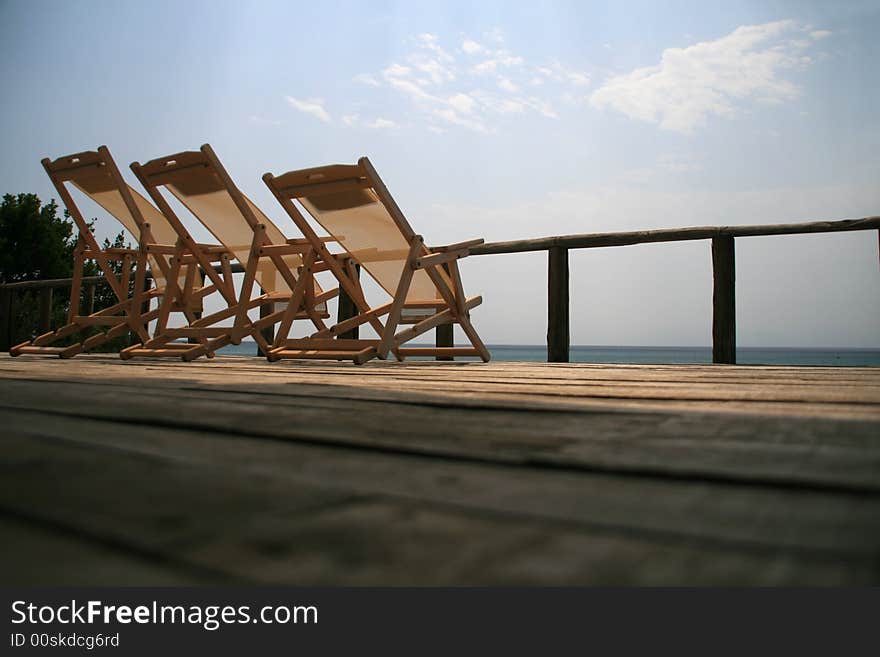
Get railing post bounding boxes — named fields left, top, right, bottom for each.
left=38, top=287, right=53, bottom=334
left=257, top=286, right=274, bottom=357
left=0, top=286, right=11, bottom=351
left=131, top=272, right=152, bottom=346
left=712, top=236, right=736, bottom=365
left=143, top=271, right=154, bottom=326
left=86, top=282, right=96, bottom=315
left=547, top=246, right=570, bottom=363
left=436, top=323, right=454, bottom=360
left=337, top=261, right=361, bottom=340
left=436, top=261, right=454, bottom=360
left=186, top=271, right=205, bottom=345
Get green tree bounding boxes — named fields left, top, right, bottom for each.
left=0, top=193, right=76, bottom=283
left=1, top=193, right=130, bottom=348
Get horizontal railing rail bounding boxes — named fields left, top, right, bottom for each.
left=1, top=215, right=878, bottom=362
left=471, top=214, right=880, bottom=363
left=471, top=216, right=880, bottom=254
left=1, top=275, right=108, bottom=290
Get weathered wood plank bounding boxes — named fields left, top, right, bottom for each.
left=6, top=354, right=875, bottom=385
left=1, top=376, right=879, bottom=492
left=1, top=356, right=878, bottom=421
left=10, top=410, right=880, bottom=551
left=6, top=357, right=879, bottom=406
left=1, top=355, right=879, bottom=585
left=0, top=517, right=209, bottom=585
left=8, top=365, right=867, bottom=403
left=2, top=426, right=877, bottom=585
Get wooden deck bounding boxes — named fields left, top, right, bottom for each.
left=1, top=353, right=878, bottom=585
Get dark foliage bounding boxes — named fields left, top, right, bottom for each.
left=0, top=193, right=77, bottom=283
left=1, top=193, right=132, bottom=349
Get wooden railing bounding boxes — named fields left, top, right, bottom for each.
left=1, top=215, right=878, bottom=362
left=0, top=275, right=107, bottom=351
left=469, top=215, right=880, bottom=363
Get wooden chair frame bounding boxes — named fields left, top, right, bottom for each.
left=263, top=157, right=490, bottom=365
left=9, top=146, right=219, bottom=358
left=124, top=144, right=336, bottom=361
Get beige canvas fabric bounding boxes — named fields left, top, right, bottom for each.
left=158, top=165, right=324, bottom=307
left=298, top=188, right=446, bottom=303
left=70, top=169, right=181, bottom=290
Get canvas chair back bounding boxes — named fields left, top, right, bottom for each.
left=45, top=147, right=182, bottom=291
left=136, top=148, right=324, bottom=307
left=274, top=160, right=453, bottom=310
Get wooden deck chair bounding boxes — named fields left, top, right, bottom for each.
left=123, top=144, right=334, bottom=361
left=263, top=157, right=490, bottom=365
left=10, top=146, right=222, bottom=358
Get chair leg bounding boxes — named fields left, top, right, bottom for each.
left=458, top=315, right=491, bottom=362
left=378, top=239, right=420, bottom=359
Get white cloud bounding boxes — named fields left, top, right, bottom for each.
left=447, top=93, right=476, bottom=114
left=383, top=64, right=436, bottom=101
left=496, top=53, right=524, bottom=67
left=497, top=77, right=519, bottom=93
left=384, top=63, right=412, bottom=78
left=417, top=33, right=454, bottom=62
left=568, top=72, right=590, bottom=86
left=433, top=107, right=488, bottom=133
left=472, top=59, right=499, bottom=75
left=285, top=96, right=331, bottom=123
left=411, top=56, right=455, bottom=85
left=472, top=50, right=524, bottom=76
left=337, top=33, right=595, bottom=133
left=535, top=61, right=590, bottom=87
left=340, top=114, right=398, bottom=129
left=365, top=117, right=399, bottom=129
left=590, top=20, right=828, bottom=133
left=461, top=39, right=485, bottom=55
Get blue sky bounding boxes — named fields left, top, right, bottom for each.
left=1, top=0, right=878, bottom=346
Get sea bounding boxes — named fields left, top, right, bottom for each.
left=218, top=343, right=880, bottom=366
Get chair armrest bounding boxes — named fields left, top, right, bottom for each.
left=413, top=238, right=484, bottom=270
left=427, top=238, right=484, bottom=253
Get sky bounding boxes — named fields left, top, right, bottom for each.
left=1, top=0, right=878, bottom=347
